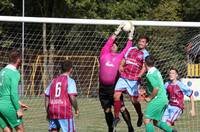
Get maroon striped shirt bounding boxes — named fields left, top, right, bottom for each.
left=48, top=75, right=73, bottom=119
left=120, top=47, right=149, bottom=80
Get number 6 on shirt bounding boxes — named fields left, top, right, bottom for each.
left=55, top=82, right=62, bottom=97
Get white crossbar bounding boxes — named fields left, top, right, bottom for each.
left=0, top=16, right=200, bottom=27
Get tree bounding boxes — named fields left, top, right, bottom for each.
left=0, top=0, right=14, bottom=15
left=181, top=0, right=200, bottom=21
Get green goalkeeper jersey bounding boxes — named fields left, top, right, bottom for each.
left=146, top=67, right=168, bottom=102
left=0, top=64, right=20, bottom=111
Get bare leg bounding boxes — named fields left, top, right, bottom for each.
left=3, top=126, right=12, bottom=132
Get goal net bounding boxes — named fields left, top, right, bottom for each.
left=0, top=16, right=199, bottom=132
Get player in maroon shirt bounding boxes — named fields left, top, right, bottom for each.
left=162, top=67, right=195, bottom=126
left=45, top=60, right=78, bottom=132
left=113, top=35, right=150, bottom=130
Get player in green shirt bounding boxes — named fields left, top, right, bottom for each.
left=143, top=55, right=176, bottom=132
left=0, top=51, right=29, bottom=132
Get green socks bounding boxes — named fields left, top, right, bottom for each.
left=157, top=121, right=173, bottom=132
left=145, top=123, right=155, bottom=132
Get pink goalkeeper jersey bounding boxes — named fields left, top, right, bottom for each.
left=99, top=35, right=132, bottom=85
left=45, top=75, right=77, bottom=119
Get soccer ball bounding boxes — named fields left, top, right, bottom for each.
left=122, top=21, right=132, bottom=32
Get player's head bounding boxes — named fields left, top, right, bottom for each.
left=61, top=60, right=73, bottom=74
left=169, top=67, right=179, bottom=81
left=111, top=43, right=118, bottom=53
left=145, top=55, right=155, bottom=68
left=137, top=35, right=149, bottom=50
left=9, top=50, right=21, bottom=68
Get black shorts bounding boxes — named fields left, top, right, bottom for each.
left=99, top=83, right=124, bottom=110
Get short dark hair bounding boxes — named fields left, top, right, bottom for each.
left=61, top=60, right=73, bottom=73
left=145, top=55, right=155, bottom=67
left=138, top=35, right=149, bottom=43
left=169, top=66, right=179, bottom=75
left=9, top=50, right=21, bottom=64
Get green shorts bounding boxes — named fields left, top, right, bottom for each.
left=0, top=102, right=23, bottom=129
left=144, top=97, right=168, bottom=121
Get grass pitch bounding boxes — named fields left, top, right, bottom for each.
left=21, top=97, right=199, bottom=132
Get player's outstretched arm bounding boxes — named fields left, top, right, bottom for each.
left=189, top=95, right=195, bottom=117
left=69, top=95, right=79, bottom=116
left=119, top=27, right=134, bottom=57
left=145, top=88, right=158, bottom=102
left=181, top=82, right=195, bottom=117
left=19, top=101, right=29, bottom=110
left=119, top=59, right=125, bottom=73
left=101, top=23, right=125, bottom=56
left=113, top=22, right=125, bottom=37
left=128, top=25, right=135, bottom=41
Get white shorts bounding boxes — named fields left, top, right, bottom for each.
left=115, top=77, right=139, bottom=97
left=49, top=118, right=75, bottom=132
left=162, top=104, right=182, bottom=125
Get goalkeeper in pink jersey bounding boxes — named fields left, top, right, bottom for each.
left=45, top=60, right=78, bottom=132
left=113, top=35, right=149, bottom=130
left=162, top=67, right=195, bottom=126
left=99, top=23, right=134, bottom=132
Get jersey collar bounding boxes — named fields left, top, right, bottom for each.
left=5, top=64, right=18, bottom=71
left=169, top=80, right=179, bottom=85
left=147, top=67, right=156, bottom=74
left=134, top=46, right=146, bottom=51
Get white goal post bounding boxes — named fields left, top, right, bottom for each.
left=1, top=16, right=200, bottom=27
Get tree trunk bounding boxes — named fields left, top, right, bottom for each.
left=48, top=25, right=55, bottom=79
left=48, top=0, right=56, bottom=79
left=42, top=23, right=47, bottom=89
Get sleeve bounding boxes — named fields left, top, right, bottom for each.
left=124, top=47, right=134, bottom=59
left=146, top=80, right=152, bottom=95
left=179, top=81, right=193, bottom=97
left=119, top=40, right=132, bottom=59
left=100, top=36, right=115, bottom=56
left=45, top=81, right=52, bottom=97
left=147, top=74, right=160, bottom=89
left=10, top=72, right=20, bottom=111
left=164, top=82, right=169, bottom=94
left=143, top=50, right=150, bottom=60
left=68, top=78, right=78, bottom=96
left=164, top=82, right=169, bottom=90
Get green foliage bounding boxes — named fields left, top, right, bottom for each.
left=148, top=0, right=182, bottom=21
left=1, top=40, right=13, bottom=48
left=0, top=0, right=199, bottom=22
left=98, top=0, right=149, bottom=20
left=0, top=0, right=199, bottom=79
left=182, top=0, right=200, bottom=21
left=65, top=0, right=99, bottom=18
left=0, top=0, right=14, bottom=15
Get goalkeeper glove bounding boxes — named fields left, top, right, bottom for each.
left=114, top=22, right=125, bottom=36
left=128, top=26, right=135, bottom=40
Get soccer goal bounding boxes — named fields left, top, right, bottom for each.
left=0, top=16, right=199, bottom=132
